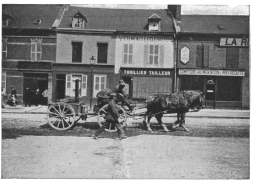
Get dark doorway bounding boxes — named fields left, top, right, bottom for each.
left=56, top=74, right=66, bottom=100
left=23, top=73, right=48, bottom=105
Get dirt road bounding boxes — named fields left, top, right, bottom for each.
left=1, top=113, right=250, bottom=178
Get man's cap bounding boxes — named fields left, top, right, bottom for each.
left=119, top=80, right=125, bottom=85
left=11, top=86, right=14, bottom=88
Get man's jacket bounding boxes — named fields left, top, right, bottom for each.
left=105, top=99, right=120, bottom=123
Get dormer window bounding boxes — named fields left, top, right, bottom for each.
left=2, top=14, right=14, bottom=26
left=34, top=19, right=42, bottom=25
left=148, top=13, right=161, bottom=31
left=72, top=11, right=87, bottom=28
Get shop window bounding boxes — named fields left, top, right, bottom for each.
left=2, top=72, right=6, bottom=94
left=180, top=76, right=205, bottom=92
left=149, top=45, right=159, bottom=65
left=226, top=48, right=239, bottom=68
left=216, top=77, right=241, bottom=101
left=93, top=75, right=107, bottom=97
left=2, top=38, right=7, bottom=61
left=97, top=43, right=108, bottom=64
left=196, top=45, right=209, bottom=67
left=65, top=74, right=87, bottom=97
left=72, top=42, right=82, bottom=63
left=123, top=44, right=133, bottom=64
left=31, top=38, right=42, bottom=61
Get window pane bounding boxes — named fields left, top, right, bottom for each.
left=67, top=75, right=71, bottom=81
left=150, top=45, right=153, bottom=54
left=95, top=84, right=99, bottom=90
left=101, top=84, right=105, bottom=90
left=31, top=44, right=36, bottom=52
left=129, top=44, right=133, bottom=54
left=2, top=82, right=5, bottom=88
left=37, top=53, right=41, bottom=61
left=37, top=43, right=42, bottom=52
left=154, top=45, right=159, bottom=54
left=101, top=77, right=105, bottom=83
left=96, top=77, right=99, bottom=83
left=31, top=53, right=36, bottom=60
left=124, top=44, right=128, bottom=53
left=129, top=55, right=132, bottom=64
left=67, top=82, right=71, bottom=88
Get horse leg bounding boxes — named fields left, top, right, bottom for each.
left=172, top=112, right=181, bottom=129
left=155, top=114, right=169, bottom=132
left=180, top=113, right=189, bottom=132
left=145, top=115, right=153, bottom=133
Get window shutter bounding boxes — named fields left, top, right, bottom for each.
left=196, top=46, right=203, bottom=67
left=81, top=75, right=87, bottom=96
left=2, top=72, right=6, bottom=94
left=2, top=39, right=7, bottom=61
left=159, top=44, right=164, bottom=66
left=143, top=44, right=149, bottom=66
left=129, top=44, right=133, bottom=64
left=65, top=74, right=72, bottom=96
left=232, top=48, right=239, bottom=68
left=226, top=48, right=239, bottom=68
left=123, top=44, right=128, bottom=64
left=203, top=46, right=209, bottom=67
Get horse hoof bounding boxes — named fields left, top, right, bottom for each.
left=172, top=124, right=180, bottom=129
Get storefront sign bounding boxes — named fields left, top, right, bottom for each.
left=220, top=38, right=249, bottom=47
left=123, top=69, right=171, bottom=76
left=118, top=35, right=172, bottom=42
left=180, top=47, right=190, bottom=64
left=179, top=69, right=245, bottom=76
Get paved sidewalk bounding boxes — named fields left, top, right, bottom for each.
left=1, top=104, right=250, bottom=119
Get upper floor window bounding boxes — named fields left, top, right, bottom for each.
left=149, top=45, right=159, bottom=65
left=196, top=45, right=209, bottom=67
left=123, top=44, right=133, bottom=64
left=31, top=38, right=42, bottom=61
left=148, top=13, right=161, bottom=31
left=2, top=38, right=7, bottom=61
left=2, top=19, right=9, bottom=26
left=72, top=42, right=82, bottom=63
left=97, top=43, right=108, bottom=64
left=226, top=47, right=239, bottom=68
left=72, top=11, right=87, bottom=28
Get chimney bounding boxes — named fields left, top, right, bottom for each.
left=167, top=5, right=181, bottom=22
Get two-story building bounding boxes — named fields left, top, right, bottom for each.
left=54, top=6, right=176, bottom=107
left=171, top=6, right=249, bottom=109
left=2, top=4, right=62, bottom=105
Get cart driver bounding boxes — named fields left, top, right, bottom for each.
left=113, top=80, right=134, bottom=111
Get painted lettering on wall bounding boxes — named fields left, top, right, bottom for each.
left=179, top=69, right=245, bottom=77
left=118, top=35, right=172, bottom=42
left=124, top=70, right=171, bottom=76
left=220, top=38, right=249, bottom=47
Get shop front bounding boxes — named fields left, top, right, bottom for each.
left=179, top=69, right=245, bottom=109
left=120, top=68, right=174, bottom=100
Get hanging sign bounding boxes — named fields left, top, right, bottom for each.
left=180, top=47, right=190, bottom=64
left=220, top=38, right=249, bottom=47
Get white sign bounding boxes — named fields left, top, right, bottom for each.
left=180, top=47, right=189, bottom=64
left=179, top=69, right=245, bottom=77
left=117, top=35, right=172, bottom=42
left=220, top=38, right=249, bottom=47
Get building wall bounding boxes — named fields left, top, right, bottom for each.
left=56, top=33, right=116, bottom=64
left=177, top=36, right=249, bottom=109
left=5, top=37, right=56, bottom=61
left=115, top=35, right=174, bottom=73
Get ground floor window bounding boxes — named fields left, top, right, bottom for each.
left=65, top=74, right=87, bottom=97
left=93, top=74, right=107, bottom=97
left=132, top=77, right=172, bottom=98
left=180, top=75, right=205, bottom=92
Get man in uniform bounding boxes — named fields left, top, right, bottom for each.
left=93, top=93, right=127, bottom=140
left=113, top=80, right=134, bottom=111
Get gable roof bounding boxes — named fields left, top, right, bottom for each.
left=2, top=4, right=63, bottom=29
left=179, top=15, right=249, bottom=35
left=57, top=6, right=174, bottom=33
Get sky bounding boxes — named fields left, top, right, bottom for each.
left=72, top=4, right=250, bottom=15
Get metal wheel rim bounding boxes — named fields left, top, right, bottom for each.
left=97, top=104, right=126, bottom=132
left=47, top=103, right=76, bottom=130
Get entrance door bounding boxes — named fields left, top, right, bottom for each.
left=206, top=79, right=215, bottom=109
left=70, top=75, right=81, bottom=97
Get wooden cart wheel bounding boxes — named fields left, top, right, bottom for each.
left=47, top=103, right=76, bottom=130
left=97, top=104, right=126, bottom=132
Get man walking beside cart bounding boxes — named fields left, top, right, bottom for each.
left=93, top=93, right=127, bottom=140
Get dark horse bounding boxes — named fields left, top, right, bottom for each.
left=144, top=91, right=205, bottom=132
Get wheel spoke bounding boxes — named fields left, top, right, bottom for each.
left=48, top=111, right=60, bottom=117
left=101, top=109, right=107, bottom=113
left=63, top=118, right=71, bottom=126
left=57, top=119, right=61, bottom=128
left=50, top=117, right=60, bottom=125
left=109, top=123, right=112, bottom=130
left=57, top=103, right=62, bottom=114
left=61, top=119, right=65, bottom=129
left=52, top=106, right=60, bottom=114
left=62, top=104, right=66, bottom=114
